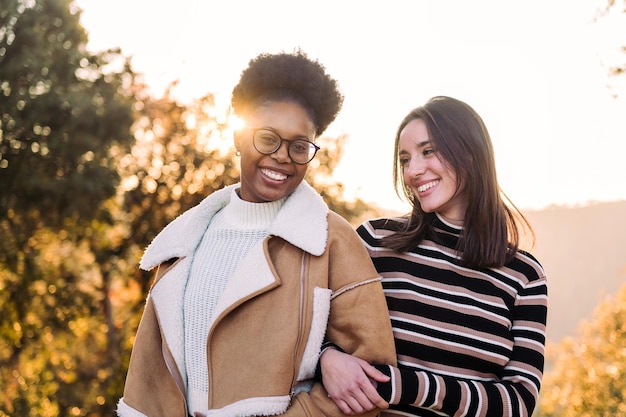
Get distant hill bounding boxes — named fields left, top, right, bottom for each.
left=524, top=200, right=626, bottom=343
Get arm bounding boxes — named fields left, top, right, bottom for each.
left=282, top=213, right=397, bottom=417
left=280, top=275, right=395, bottom=417
left=284, top=282, right=396, bottom=417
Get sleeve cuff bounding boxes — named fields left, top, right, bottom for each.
left=373, top=364, right=393, bottom=402
left=373, top=364, right=418, bottom=405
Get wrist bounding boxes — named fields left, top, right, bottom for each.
left=319, top=341, right=344, bottom=358
left=315, top=342, right=345, bottom=380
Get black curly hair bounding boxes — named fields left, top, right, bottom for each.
left=231, top=49, right=344, bottom=137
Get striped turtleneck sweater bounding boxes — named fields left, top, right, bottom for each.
left=184, top=188, right=285, bottom=414
left=357, top=214, right=547, bottom=417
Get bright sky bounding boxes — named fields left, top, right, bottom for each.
left=76, top=0, right=626, bottom=213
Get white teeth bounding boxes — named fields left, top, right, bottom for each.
left=417, top=180, right=438, bottom=192
left=261, top=168, right=288, bottom=181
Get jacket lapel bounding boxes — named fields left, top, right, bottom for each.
left=150, top=256, right=193, bottom=387
left=268, top=182, right=328, bottom=256
left=211, top=240, right=278, bottom=323
left=139, top=185, right=235, bottom=271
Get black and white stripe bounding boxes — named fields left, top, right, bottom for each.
left=359, top=216, right=547, bottom=417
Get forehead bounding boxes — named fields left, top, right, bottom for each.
left=399, top=118, right=430, bottom=149
left=245, top=101, right=315, bottom=134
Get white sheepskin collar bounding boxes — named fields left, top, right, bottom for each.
left=140, top=181, right=329, bottom=271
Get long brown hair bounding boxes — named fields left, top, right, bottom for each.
left=383, top=96, right=533, bottom=268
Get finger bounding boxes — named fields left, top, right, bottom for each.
left=350, top=391, right=378, bottom=412
left=344, top=377, right=386, bottom=409
left=343, top=395, right=367, bottom=415
left=361, top=383, right=388, bottom=409
left=334, top=398, right=358, bottom=415
left=361, top=363, right=391, bottom=383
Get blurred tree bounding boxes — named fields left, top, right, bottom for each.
left=115, top=87, right=241, bottom=294
left=0, top=0, right=137, bottom=415
left=0, top=0, right=136, bottom=224
left=537, top=284, right=626, bottom=417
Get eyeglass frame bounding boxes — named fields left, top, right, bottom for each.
left=250, top=127, right=320, bottom=165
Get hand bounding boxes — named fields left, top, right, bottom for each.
left=320, top=348, right=390, bottom=415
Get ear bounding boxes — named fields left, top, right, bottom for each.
left=233, top=130, right=242, bottom=152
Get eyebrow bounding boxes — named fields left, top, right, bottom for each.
left=259, top=126, right=311, bottom=141
left=400, top=140, right=431, bottom=154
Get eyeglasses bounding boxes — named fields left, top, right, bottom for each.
left=252, top=128, right=320, bottom=165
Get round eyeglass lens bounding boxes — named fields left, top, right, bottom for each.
left=253, top=129, right=318, bottom=164
left=289, top=140, right=316, bottom=163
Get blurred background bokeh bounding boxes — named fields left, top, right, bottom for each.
left=1, top=1, right=625, bottom=416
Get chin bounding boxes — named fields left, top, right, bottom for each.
left=417, top=203, right=437, bottom=214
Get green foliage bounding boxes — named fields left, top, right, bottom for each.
left=118, top=89, right=240, bottom=254
left=0, top=0, right=135, bottom=225
left=0, top=0, right=137, bottom=415
left=0, top=223, right=130, bottom=417
left=537, top=284, right=626, bottom=417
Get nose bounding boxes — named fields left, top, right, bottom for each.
left=405, top=158, right=425, bottom=179
left=270, top=140, right=291, bottom=163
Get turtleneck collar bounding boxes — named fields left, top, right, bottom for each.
left=219, top=188, right=286, bottom=230
left=434, top=212, right=464, bottom=236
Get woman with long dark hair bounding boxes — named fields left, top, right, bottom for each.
left=320, top=96, right=547, bottom=417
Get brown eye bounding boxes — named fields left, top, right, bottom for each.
left=256, top=131, right=280, bottom=147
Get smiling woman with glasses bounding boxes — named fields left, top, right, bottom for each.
left=117, top=50, right=397, bottom=417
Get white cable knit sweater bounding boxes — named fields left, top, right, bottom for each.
left=184, top=188, right=285, bottom=413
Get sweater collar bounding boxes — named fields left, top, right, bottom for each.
left=433, top=212, right=464, bottom=240
left=219, top=188, right=286, bottom=230
left=139, top=181, right=329, bottom=270
left=435, top=212, right=464, bottom=230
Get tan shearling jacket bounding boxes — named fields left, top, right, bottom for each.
left=117, top=182, right=396, bottom=417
